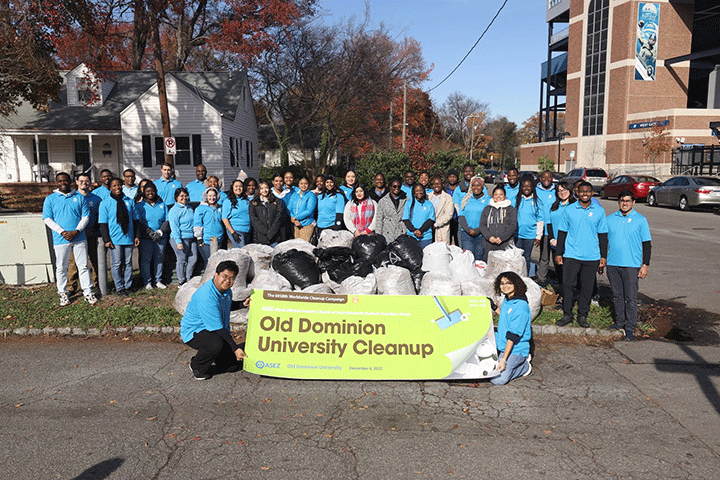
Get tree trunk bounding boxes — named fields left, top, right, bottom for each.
left=149, top=0, right=173, bottom=165
left=131, top=0, right=148, bottom=70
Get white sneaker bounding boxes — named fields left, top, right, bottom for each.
left=522, top=360, right=533, bottom=377
left=156, top=282, right=167, bottom=289
left=145, top=284, right=153, bottom=290
left=59, top=292, right=70, bottom=307
left=84, top=292, right=98, bottom=305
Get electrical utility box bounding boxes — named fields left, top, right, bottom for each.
left=0, top=213, right=54, bottom=285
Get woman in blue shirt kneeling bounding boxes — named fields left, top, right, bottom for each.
left=402, top=184, right=436, bottom=248
left=222, top=180, right=252, bottom=249
left=492, top=271, right=532, bottom=385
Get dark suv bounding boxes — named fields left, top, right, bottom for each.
left=563, top=168, right=609, bottom=193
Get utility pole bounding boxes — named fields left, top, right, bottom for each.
left=149, top=0, right=173, bottom=165
left=389, top=99, right=393, bottom=150
left=402, top=80, right=407, bottom=152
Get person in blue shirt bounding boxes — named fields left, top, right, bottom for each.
left=535, top=171, right=556, bottom=287
left=458, top=176, right=491, bottom=262
left=514, top=174, right=545, bottom=277
left=154, top=162, right=183, bottom=207
left=222, top=180, right=252, bottom=248
left=602, top=190, right=652, bottom=341
left=133, top=179, right=150, bottom=203
left=491, top=271, right=532, bottom=385
left=185, top=164, right=208, bottom=204
left=99, top=177, right=140, bottom=296
left=418, top=171, right=433, bottom=196
left=403, top=184, right=436, bottom=248
left=135, top=182, right=169, bottom=290
left=315, top=175, right=346, bottom=232
left=206, top=176, right=229, bottom=206
left=504, top=167, right=520, bottom=200
left=244, top=177, right=258, bottom=202
left=181, top=260, right=248, bottom=380
left=554, top=181, right=608, bottom=327
left=401, top=170, right=415, bottom=197
left=194, top=187, right=225, bottom=272
left=289, top=176, right=318, bottom=241
left=546, top=181, right=576, bottom=288
left=122, top=168, right=138, bottom=199
left=93, top=169, right=113, bottom=200
left=169, top=188, right=197, bottom=286
left=283, top=170, right=297, bottom=196
left=67, top=173, right=102, bottom=294
left=42, top=172, right=97, bottom=306
left=339, top=169, right=358, bottom=201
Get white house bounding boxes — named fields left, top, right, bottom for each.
left=0, top=64, right=259, bottom=187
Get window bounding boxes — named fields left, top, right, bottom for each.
left=74, top=139, right=90, bottom=166
left=582, top=0, right=609, bottom=136
left=33, top=139, right=48, bottom=165
left=229, top=137, right=241, bottom=167
left=246, top=140, right=253, bottom=168
left=144, top=134, right=202, bottom=167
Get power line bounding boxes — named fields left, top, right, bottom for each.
left=428, top=0, right=511, bottom=93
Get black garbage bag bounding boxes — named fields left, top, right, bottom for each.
left=352, top=259, right=374, bottom=278
left=410, top=269, right=426, bottom=294
left=314, top=247, right=355, bottom=273
left=328, top=262, right=357, bottom=283
left=372, top=250, right=393, bottom=268
left=352, top=234, right=387, bottom=263
left=272, top=249, right=320, bottom=289
left=387, top=234, right=424, bottom=271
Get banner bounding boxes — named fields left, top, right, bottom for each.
left=244, top=290, right=498, bottom=380
left=635, top=3, right=659, bottom=81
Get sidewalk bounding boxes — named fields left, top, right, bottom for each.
left=1, top=337, right=718, bottom=479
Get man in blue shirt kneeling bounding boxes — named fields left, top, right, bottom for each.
left=181, top=260, right=247, bottom=380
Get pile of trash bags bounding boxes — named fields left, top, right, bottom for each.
left=173, top=234, right=542, bottom=324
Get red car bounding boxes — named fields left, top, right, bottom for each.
left=600, top=175, right=660, bottom=200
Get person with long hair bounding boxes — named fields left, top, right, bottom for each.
left=194, top=187, right=225, bottom=271
left=312, top=174, right=326, bottom=195
left=244, top=177, right=258, bottom=201
left=429, top=174, right=455, bottom=243
left=249, top=181, right=283, bottom=246
left=339, top=169, right=357, bottom=201
left=206, top=176, right=229, bottom=206
left=99, top=177, right=139, bottom=296
left=135, top=182, right=169, bottom=289
left=546, top=181, right=576, bottom=287
left=222, top=180, right=252, bottom=248
left=316, top=175, right=345, bottom=232
left=271, top=173, right=292, bottom=241
left=169, top=188, right=197, bottom=286
left=403, top=183, right=436, bottom=248
left=491, top=271, right=532, bottom=385
left=458, top=175, right=491, bottom=261
left=344, top=184, right=377, bottom=236
left=515, top=174, right=545, bottom=276
left=478, top=186, right=518, bottom=262
left=289, top=176, right=318, bottom=241
left=375, top=177, right=408, bottom=244
left=133, top=179, right=150, bottom=203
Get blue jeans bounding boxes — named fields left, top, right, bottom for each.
left=419, top=238, right=432, bottom=249
left=228, top=231, right=251, bottom=249
left=491, top=352, right=530, bottom=385
left=139, top=238, right=166, bottom=286
left=109, top=244, right=133, bottom=291
left=460, top=230, right=484, bottom=263
left=171, top=238, right=198, bottom=284
left=517, top=237, right=535, bottom=276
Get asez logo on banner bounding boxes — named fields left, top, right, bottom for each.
left=255, top=360, right=280, bottom=369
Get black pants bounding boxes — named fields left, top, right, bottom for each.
left=562, top=257, right=599, bottom=319
left=186, top=329, right=241, bottom=375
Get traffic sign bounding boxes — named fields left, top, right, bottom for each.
left=164, top=137, right=176, bottom=155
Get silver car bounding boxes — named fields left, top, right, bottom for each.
left=563, top=168, right=609, bottom=193
left=647, top=176, right=720, bottom=211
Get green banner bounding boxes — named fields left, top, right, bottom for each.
left=244, top=290, right=498, bottom=380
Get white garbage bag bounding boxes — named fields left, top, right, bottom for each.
left=486, top=247, right=527, bottom=277
left=241, top=243, right=274, bottom=281
left=173, top=276, right=204, bottom=315
left=494, top=276, right=542, bottom=320
left=419, top=272, right=461, bottom=296
left=300, top=283, right=334, bottom=294
left=374, top=265, right=416, bottom=295
left=461, top=277, right=500, bottom=305
left=248, top=269, right=292, bottom=291
left=422, top=241, right=452, bottom=274
left=338, top=274, right=377, bottom=295
left=321, top=271, right=342, bottom=293
left=230, top=309, right=249, bottom=325
left=449, top=249, right=480, bottom=284
left=317, top=229, right=354, bottom=249
left=273, top=238, right=316, bottom=258
left=200, top=249, right=252, bottom=287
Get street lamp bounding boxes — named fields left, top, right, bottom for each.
left=557, top=131, right=570, bottom=172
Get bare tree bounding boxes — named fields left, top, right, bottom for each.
left=438, top=92, right=490, bottom=148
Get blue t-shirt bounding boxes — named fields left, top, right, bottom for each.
left=180, top=279, right=232, bottom=343
left=80, top=191, right=102, bottom=238
left=504, top=183, right=520, bottom=202
left=536, top=185, right=556, bottom=235
left=317, top=192, right=345, bottom=229
left=222, top=197, right=252, bottom=233
left=400, top=184, right=413, bottom=198
left=217, top=190, right=229, bottom=206
left=185, top=179, right=207, bottom=203
left=154, top=177, right=183, bottom=206
left=458, top=194, right=491, bottom=230
left=169, top=203, right=195, bottom=243
left=403, top=198, right=436, bottom=241
left=339, top=185, right=354, bottom=203
left=547, top=201, right=572, bottom=239
left=606, top=209, right=651, bottom=267
left=557, top=201, right=608, bottom=261
left=42, top=190, right=89, bottom=245
left=289, top=190, right=318, bottom=227
left=496, top=296, right=532, bottom=357
left=515, top=196, right=545, bottom=240
left=194, top=204, right=225, bottom=243
left=93, top=185, right=111, bottom=201
left=135, top=200, right=168, bottom=231
left=122, top=185, right=138, bottom=199
left=98, top=195, right=138, bottom=245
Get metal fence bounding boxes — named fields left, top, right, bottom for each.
left=672, top=145, right=720, bottom=176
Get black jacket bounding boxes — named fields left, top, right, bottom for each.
left=249, top=199, right=283, bottom=245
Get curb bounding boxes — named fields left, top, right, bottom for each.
left=2, top=324, right=617, bottom=338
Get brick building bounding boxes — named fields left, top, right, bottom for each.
left=520, top=0, right=720, bottom=177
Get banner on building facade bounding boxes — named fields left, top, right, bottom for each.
left=244, top=290, right=498, bottom=381
left=635, top=3, right=660, bottom=81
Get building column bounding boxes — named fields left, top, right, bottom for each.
left=708, top=65, right=720, bottom=109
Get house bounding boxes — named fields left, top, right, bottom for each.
left=257, top=124, right=347, bottom=170
left=0, top=64, right=259, bottom=187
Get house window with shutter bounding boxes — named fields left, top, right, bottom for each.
left=144, top=135, right=201, bottom=167
left=74, top=139, right=90, bottom=166
left=33, top=139, right=49, bottom=165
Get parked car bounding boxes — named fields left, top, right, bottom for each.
left=647, top=176, right=720, bottom=211
left=483, top=169, right=499, bottom=183
left=600, top=175, right=660, bottom=200
left=563, top=168, right=609, bottom=193
left=519, top=171, right=540, bottom=182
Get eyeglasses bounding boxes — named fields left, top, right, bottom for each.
left=619, top=199, right=634, bottom=203
left=390, top=184, right=401, bottom=189
left=499, top=280, right=513, bottom=286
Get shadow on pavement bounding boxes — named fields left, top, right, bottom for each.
left=638, top=293, right=720, bottom=345
left=71, top=458, right=124, bottom=480
left=654, top=344, right=720, bottom=415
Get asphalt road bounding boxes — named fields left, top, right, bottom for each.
left=2, top=337, right=719, bottom=479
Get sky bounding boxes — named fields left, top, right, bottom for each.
left=317, top=0, right=549, bottom=127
